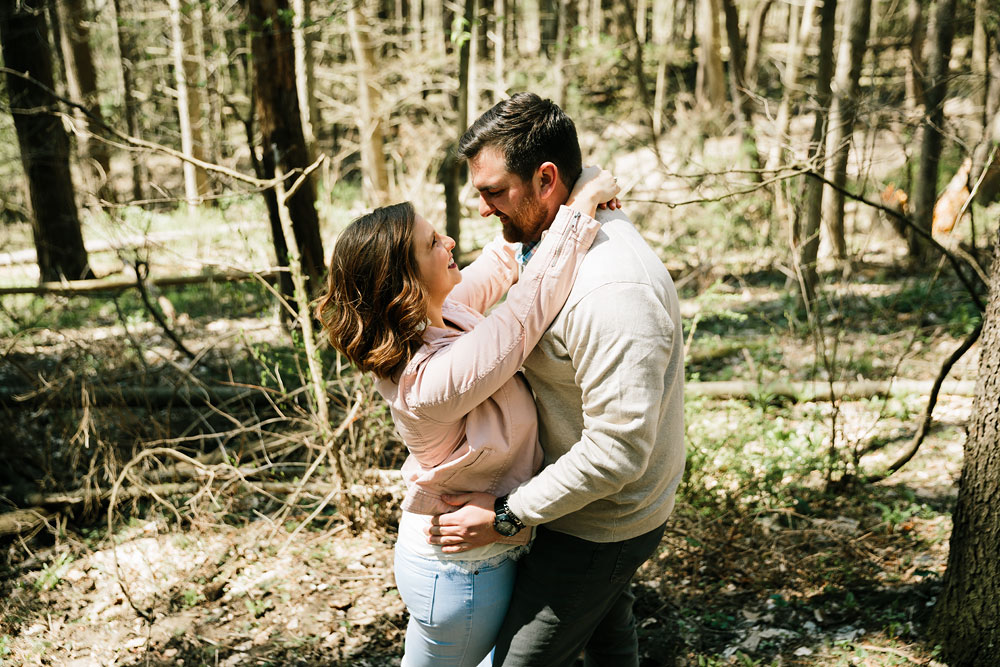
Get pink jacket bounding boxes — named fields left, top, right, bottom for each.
left=374, top=206, right=601, bottom=544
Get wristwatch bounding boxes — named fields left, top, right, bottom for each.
left=493, top=495, right=525, bottom=537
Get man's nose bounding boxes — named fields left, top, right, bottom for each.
left=479, top=196, right=495, bottom=218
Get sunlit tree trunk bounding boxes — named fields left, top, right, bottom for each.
left=54, top=0, right=114, bottom=202
left=743, top=0, right=774, bottom=90
left=766, top=0, right=816, bottom=171
left=441, top=0, right=475, bottom=260
left=553, top=0, right=569, bottom=108
left=798, top=0, right=838, bottom=305
left=721, top=0, right=761, bottom=175
left=911, top=0, right=957, bottom=260
left=111, top=0, right=145, bottom=202
left=293, top=0, right=319, bottom=163
left=425, top=0, right=445, bottom=54
left=695, top=0, right=726, bottom=110
left=820, top=0, right=870, bottom=260
left=0, top=0, right=92, bottom=282
left=652, top=0, right=675, bottom=136
left=930, top=228, right=1000, bottom=665
left=905, top=0, right=925, bottom=112
left=168, top=0, right=209, bottom=206
left=347, top=5, right=390, bottom=206
left=971, top=0, right=989, bottom=130
left=468, top=0, right=479, bottom=126
left=248, top=0, right=325, bottom=296
left=972, top=26, right=1000, bottom=206
left=520, top=0, right=541, bottom=56
left=493, top=0, right=506, bottom=100
left=636, top=0, right=647, bottom=43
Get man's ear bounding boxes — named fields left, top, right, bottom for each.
left=535, top=162, right=560, bottom=199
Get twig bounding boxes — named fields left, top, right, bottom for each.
left=865, top=317, right=984, bottom=482
left=132, top=260, right=196, bottom=361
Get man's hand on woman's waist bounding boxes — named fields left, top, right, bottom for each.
left=427, top=492, right=501, bottom=552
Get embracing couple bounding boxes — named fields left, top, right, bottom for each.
left=317, top=92, right=685, bottom=667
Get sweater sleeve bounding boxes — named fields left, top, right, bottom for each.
left=505, top=281, right=676, bottom=525
left=402, top=206, right=600, bottom=422
left=448, top=236, right=519, bottom=314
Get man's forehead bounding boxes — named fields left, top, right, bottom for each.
left=471, top=148, right=519, bottom=189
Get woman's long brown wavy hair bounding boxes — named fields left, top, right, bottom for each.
left=316, top=202, right=428, bottom=379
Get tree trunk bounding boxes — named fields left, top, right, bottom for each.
left=910, top=0, right=957, bottom=260
left=905, top=0, right=925, bottom=112
left=441, top=0, right=476, bottom=260
left=493, top=0, right=506, bottom=100
left=930, top=228, right=1000, bottom=665
left=651, top=0, right=675, bottom=136
left=971, top=0, right=988, bottom=127
left=618, top=0, right=651, bottom=115
left=248, top=0, right=326, bottom=295
left=53, top=0, right=114, bottom=202
left=111, top=0, right=146, bottom=202
left=798, top=0, right=838, bottom=306
left=695, top=0, right=726, bottom=110
left=347, top=5, right=391, bottom=207
left=0, top=0, right=92, bottom=282
left=742, top=0, right=774, bottom=90
left=168, top=0, right=209, bottom=206
left=721, top=0, right=761, bottom=175
left=520, top=0, right=541, bottom=56
left=425, top=0, right=445, bottom=55
left=972, top=27, right=1000, bottom=206
left=766, top=0, right=816, bottom=171
left=820, top=0, right=871, bottom=260
left=553, top=0, right=569, bottom=109
left=292, top=0, right=318, bottom=163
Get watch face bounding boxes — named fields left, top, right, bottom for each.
left=495, top=519, right=517, bottom=536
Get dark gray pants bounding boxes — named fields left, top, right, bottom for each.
left=493, top=522, right=667, bottom=667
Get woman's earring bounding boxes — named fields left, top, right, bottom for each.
left=415, top=318, right=429, bottom=332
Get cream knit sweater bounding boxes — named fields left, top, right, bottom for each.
left=507, top=209, right=686, bottom=543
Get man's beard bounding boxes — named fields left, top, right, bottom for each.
left=499, top=194, right=548, bottom=244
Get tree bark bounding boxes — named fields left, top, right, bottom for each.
left=168, top=0, right=210, bottom=206
left=493, top=0, right=506, bottom=100
left=520, top=0, right=541, bottom=56
left=292, top=0, right=318, bottom=163
left=651, top=0, right=675, bottom=136
left=904, top=0, right=925, bottom=112
left=0, top=0, right=92, bottom=282
left=695, top=0, right=726, bottom=110
left=930, top=228, right=1000, bottom=665
left=111, top=0, right=146, bottom=202
left=53, top=0, right=114, bottom=202
left=248, top=0, right=326, bottom=294
left=721, top=0, right=761, bottom=175
left=798, top=0, right=838, bottom=305
left=347, top=5, right=391, bottom=207
left=971, top=0, right=988, bottom=126
left=910, top=0, right=958, bottom=260
left=742, top=0, right=774, bottom=90
left=820, top=0, right=871, bottom=260
left=440, top=0, right=476, bottom=260
left=553, top=0, right=569, bottom=108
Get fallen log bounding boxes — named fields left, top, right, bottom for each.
left=0, top=508, right=54, bottom=537
left=685, top=379, right=977, bottom=402
left=0, top=269, right=281, bottom=296
left=0, top=384, right=330, bottom=409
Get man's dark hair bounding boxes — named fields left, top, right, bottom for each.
left=457, top=92, right=582, bottom=188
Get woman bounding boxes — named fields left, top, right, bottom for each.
left=316, top=168, right=618, bottom=667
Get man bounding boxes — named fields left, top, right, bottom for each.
left=428, top=92, right=685, bottom=666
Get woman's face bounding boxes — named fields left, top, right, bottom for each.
left=412, top=213, right=461, bottom=305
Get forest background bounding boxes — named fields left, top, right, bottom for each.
left=1, top=0, right=999, bottom=664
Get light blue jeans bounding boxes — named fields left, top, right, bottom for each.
left=394, top=541, right=521, bottom=667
